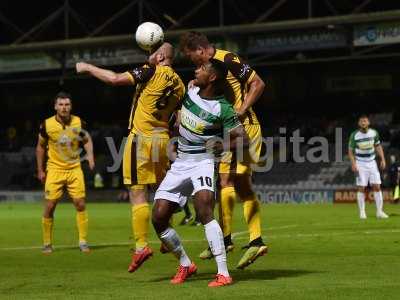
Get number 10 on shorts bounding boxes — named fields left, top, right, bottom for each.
left=197, top=176, right=213, bottom=187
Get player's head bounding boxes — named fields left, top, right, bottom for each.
left=358, top=114, right=370, bottom=131
left=193, top=58, right=228, bottom=90
left=54, top=91, right=72, bottom=118
left=179, top=31, right=210, bottom=66
left=148, top=42, right=175, bottom=66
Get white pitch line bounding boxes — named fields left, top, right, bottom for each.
left=0, top=225, right=299, bottom=251
left=265, top=228, right=400, bottom=240
left=232, top=224, right=299, bottom=238
left=1, top=227, right=399, bottom=251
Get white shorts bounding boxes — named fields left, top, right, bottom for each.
left=356, top=160, right=381, bottom=186
left=154, top=154, right=216, bottom=207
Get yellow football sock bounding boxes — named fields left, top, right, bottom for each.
left=42, top=217, right=53, bottom=246
left=76, top=211, right=88, bottom=243
left=219, top=186, right=237, bottom=238
left=132, top=203, right=150, bottom=250
left=243, top=195, right=262, bottom=243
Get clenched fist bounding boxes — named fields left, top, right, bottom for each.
left=76, top=62, right=91, bottom=74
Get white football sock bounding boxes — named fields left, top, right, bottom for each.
left=373, top=191, right=384, bottom=213
left=357, top=192, right=366, bottom=215
left=159, top=227, right=191, bottom=267
left=204, top=219, right=229, bottom=277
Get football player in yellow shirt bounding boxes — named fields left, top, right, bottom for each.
left=36, top=92, right=95, bottom=254
left=179, top=31, right=267, bottom=269
left=76, top=43, right=185, bottom=272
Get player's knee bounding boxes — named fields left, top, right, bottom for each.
left=44, top=201, right=57, bottom=217
left=193, top=207, right=208, bottom=224
left=152, top=215, right=169, bottom=234
left=236, top=184, right=254, bottom=200
left=151, top=202, right=169, bottom=233
left=219, top=173, right=234, bottom=188
left=74, top=199, right=86, bottom=211
left=357, top=186, right=366, bottom=193
left=372, top=184, right=381, bottom=192
left=234, top=175, right=254, bottom=199
left=130, top=186, right=147, bottom=205
left=194, top=194, right=214, bottom=224
left=151, top=215, right=162, bottom=233
left=237, top=189, right=255, bottom=201
left=195, top=208, right=213, bottom=224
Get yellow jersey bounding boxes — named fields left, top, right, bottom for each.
left=39, top=115, right=86, bottom=170
left=212, top=48, right=259, bottom=125
left=125, top=64, right=185, bottom=137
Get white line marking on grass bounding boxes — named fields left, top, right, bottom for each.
left=0, top=225, right=299, bottom=251
left=264, top=229, right=400, bottom=240
left=0, top=242, right=130, bottom=251
left=2, top=227, right=399, bottom=251
left=232, top=224, right=299, bottom=238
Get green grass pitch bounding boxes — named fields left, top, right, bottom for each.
left=0, top=202, right=399, bottom=300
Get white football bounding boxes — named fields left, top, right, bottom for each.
left=135, top=22, right=164, bottom=51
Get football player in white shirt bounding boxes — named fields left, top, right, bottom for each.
left=348, top=115, right=389, bottom=219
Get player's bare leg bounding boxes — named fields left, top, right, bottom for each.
left=357, top=187, right=367, bottom=219
left=42, top=200, right=57, bottom=254
left=128, top=186, right=153, bottom=272
left=193, top=190, right=232, bottom=287
left=372, top=184, right=389, bottom=218
left=234, top=174, right=268, bottom=269
left=72, top=198, right=90, bottom=252
left=152, top=199, right=197, bottom=284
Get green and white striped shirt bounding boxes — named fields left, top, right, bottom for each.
left=178, top=87, right=241, bottom=155
left=348, top=128, right=380, bottom=162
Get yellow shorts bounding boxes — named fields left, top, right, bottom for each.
left=45, top=167, right=86, bottom=201
left=219, top=124, right=262, bottom=175
left=123, top=131, right=170, bottom=186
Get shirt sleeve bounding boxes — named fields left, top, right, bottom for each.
left=126, top=65, right=155, bottom=84
left=38, top=121, right=48, bottom=146
left=223, top=52, right=256, bottom=83
left=220, top=102, right=241, bottom=132
left=374, top=130, right=381, bottom=145
left=39, top=121, right=48, bottom=139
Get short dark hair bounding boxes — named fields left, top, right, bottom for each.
left=209, top=59, right=228, bottom=82
left=54, top=91, right=71, bottom=103
left=358, top=114, right=369, bottom=120
left=179, top=31, right=210, bottom=51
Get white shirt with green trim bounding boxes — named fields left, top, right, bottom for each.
left=348, top=128, right=380, bottom=162
left=178, top=86, right=241, bottom=156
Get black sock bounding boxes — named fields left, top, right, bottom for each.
left=224, top=234, right=233, bottom=247
left=249, top=237, right=265, bottom=247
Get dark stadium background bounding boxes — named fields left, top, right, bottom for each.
left=1, top=0, right=399, bottom=203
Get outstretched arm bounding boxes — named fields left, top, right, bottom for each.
left=76, top=62, right=132, bottom=86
